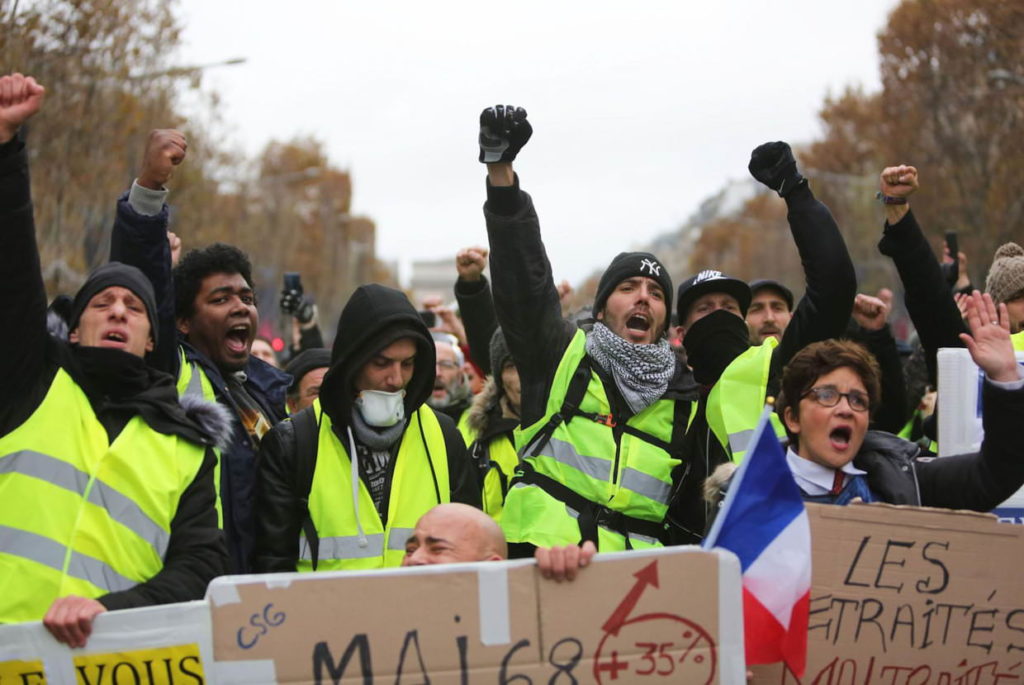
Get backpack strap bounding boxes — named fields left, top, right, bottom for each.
left=523, top=355, right=593, bottom=457
left=291, top=406, right=321, bottom=570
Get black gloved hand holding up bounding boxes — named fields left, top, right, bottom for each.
left=479, top=105, right=532, bottom=164
left=280, top=286, right=302, bottom=316
left=748, top=141, right=806, bottom=197
left=281, top=289, right=316, bottom=324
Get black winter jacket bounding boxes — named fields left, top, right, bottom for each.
left=0, top=135, right=228, bottom=611
left=484, top=177, right=704, bottom=549
left=854, top=378, right=1024, bottom=509
left=878, top=208, right=966, bottom=384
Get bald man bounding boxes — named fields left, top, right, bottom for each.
left=403, top=503, right=507, bottom=565
left=402, top=503, right=595, bottom=581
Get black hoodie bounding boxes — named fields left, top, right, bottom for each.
left=253, top=284, right=481, bottom=573
left=319, top=284, right=436, bottom=430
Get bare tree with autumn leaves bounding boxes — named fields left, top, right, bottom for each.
left=692, top=0, right=1022, bottom=298
left=804, top=0, right=1023, bottom=290
left=1, top=0, right=392, bottom=343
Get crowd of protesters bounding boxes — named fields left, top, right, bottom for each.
left=2, top=75, right=1024, bottom=649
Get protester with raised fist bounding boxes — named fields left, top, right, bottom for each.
left=669, top=141, right=856, bottom=512
left=479, top=104, right=703, bottom=554
left=876, top=165, right=972, bottom=385
left=109, top=129, right=291, bottom=574
left=0, top=74, right=227, bottom=645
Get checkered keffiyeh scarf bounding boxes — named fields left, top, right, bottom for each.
left=585, top=322, right=675, bottom=415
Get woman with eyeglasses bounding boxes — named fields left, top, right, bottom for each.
left=774, top=291, right=1024, bottom=508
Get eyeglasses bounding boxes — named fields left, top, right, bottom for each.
left=802, top=386, right=870, bottom=412
left=436, top=360, right=459, bottom=370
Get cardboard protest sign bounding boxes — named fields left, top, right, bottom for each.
left=752, top=503, right=1024, bottom=684
left=207, top=546, right=744, bottom=684
left=0, top=600, right=214, bottom=684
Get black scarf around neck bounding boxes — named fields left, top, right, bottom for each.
left=63, top=345, right=210, bottom=445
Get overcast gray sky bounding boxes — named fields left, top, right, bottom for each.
left=176, top=0, right=898, bottom=285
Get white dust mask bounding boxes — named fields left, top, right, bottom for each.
left=354, top=389, right=406, bottom=427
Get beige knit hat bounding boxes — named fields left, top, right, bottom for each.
left=985, top=242, right=1024, bottom=304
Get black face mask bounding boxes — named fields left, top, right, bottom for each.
left=683, top=309, right=752, bottom=386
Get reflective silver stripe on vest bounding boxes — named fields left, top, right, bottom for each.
left=301, top=534, right=385, bottom=561
left=0, top=450, right=170, bottom=559
left=0, top=525, right=136, bottom=592
left=183, top=362, right=205, bottom=398
left=619, top=468, right=672, bottom=505
left=729, top=429, right=754, bottom=455
left=542, top=437, right=612, bottom=481
left=388, top=527, right=415, bottom=551
left=541, top=438, right=668, bottom=503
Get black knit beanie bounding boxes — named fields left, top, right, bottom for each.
left=69, top=262, right=159, bottom=345
left=489, top=327, right=512, bottom=393
left=593, top=252, right=674, bottom=330
left=284, top=348, right=331, bottom=394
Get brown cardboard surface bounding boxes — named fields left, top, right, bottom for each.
left=209, top=547, right=744, bottom=684
left=539, top=549, right=726, bottom=684
left=210, top=562, right=540, bottom=684
left=752, top=502, right=1024, bottom=684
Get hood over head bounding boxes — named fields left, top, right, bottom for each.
left=319, top=284, right=435, bottom=424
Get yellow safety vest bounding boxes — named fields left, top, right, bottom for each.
left=501, top=330, right=693, bottom=551
left=175, top=347, right=223, bottom=525
left=456, top=407, right=474, bottom=446
left=176, top=348, right=216, bottom=402
left=477, top=432, right=519, bottom=522
left=299, top=399, right=450, bottom=571
left=1012, top=331, right=1024, bottom=352
left=0, top=369, right=207, bottom=623
left=705, top=338, right=786, bottom=463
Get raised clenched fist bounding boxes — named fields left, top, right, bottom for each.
left=748, top=141, right=805, bottom=197
left=455, top=246, right=489, bottom=282
left=852, top=293, right=889, bottom=332
left=138, top=129, right=187, bottom=190
left=0, top=73, right=45, bottom=144
left=879, top=164, right=918, bottom=199
left=478, top=105, right=532, bottom=164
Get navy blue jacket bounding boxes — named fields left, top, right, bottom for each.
left=110, top=193, right=291, bottom=573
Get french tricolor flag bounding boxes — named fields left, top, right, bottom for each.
left=703, top=406, right=810, bottom=677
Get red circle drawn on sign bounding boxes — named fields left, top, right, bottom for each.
left=593, top=612, right=717, bottom=685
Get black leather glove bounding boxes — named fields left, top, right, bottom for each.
left=478, top=105, right=532, bottom=164
left=748, top=141, right=806, bottom=197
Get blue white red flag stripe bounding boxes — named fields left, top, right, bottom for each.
left=703, top=406, right=810, bottom=677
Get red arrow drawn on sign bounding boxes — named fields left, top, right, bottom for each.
left=601, top=560, right=659, bottom=636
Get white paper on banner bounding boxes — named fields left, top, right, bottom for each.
left=0, top=600, right=215, bottom=684
left=937, top=348, right=1024, bottom=456
left=937, top=347, right=1024, bottom=513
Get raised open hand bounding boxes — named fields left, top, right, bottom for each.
left=959, top=290, right=1019, bottom=383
